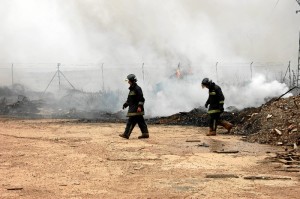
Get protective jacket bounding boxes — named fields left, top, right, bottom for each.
left=123, top=83, right=145, bottom=117
left=205, top=82, right=224, bottom=114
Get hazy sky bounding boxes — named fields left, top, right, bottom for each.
left=0, top=0, right=299, bottom=67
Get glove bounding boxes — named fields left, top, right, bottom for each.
left=205, top=102, right=209, bottom=108
left=123, top=103, right=128, bottom=110
left=219, top=104, right=224, bottom=113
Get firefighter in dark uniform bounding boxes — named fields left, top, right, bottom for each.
left=202, top=78, right=233, bottom=136
left=119, top=74, right=149, bottom=139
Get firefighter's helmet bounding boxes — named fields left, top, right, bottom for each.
left=201, top=78, right=210, bottom=86
left=126, top=74, right=137, bottom=82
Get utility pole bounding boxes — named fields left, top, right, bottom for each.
left=297, top=32, right=300, bottom=86
left=142, top=63, right=145, bottom=82
left=282, top=61, right=292, bottom=87
left=57, top=63, right=61, bottom=90
left=250, top=62, right=253, bottom=80
left=11, top=63, right=14, bottom=86
left=215, top=62, right=218, bottom=82
left=101, top=63, right=105, bottom=92
left=289, top=61, right=292, bottom=87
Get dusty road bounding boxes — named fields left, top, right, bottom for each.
left=0, top=118, right=299, bottom=199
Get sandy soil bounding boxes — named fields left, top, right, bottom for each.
left=0, top=118, right=299, bottom=199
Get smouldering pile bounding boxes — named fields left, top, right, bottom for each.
left=233, top=96, right=300, bottom=146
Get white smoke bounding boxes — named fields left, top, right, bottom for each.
left=143, top=73, right=291, bottom=117
left=0, top=0, right=298, bottom=116
left=223, top=74, right=291, bottom=110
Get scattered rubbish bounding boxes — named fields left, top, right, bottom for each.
left=186, top=139, right=201, bottom=142
left=6, top=187, right=23, bottom=191
left=244, top=176, right=292, bottom=180
left=288, top=124, right=297, bottom=132
left=205, top=174, right=239, bottom=179
left=265, top=150, right=300, bottom=166
left=197, top=142, right=210, bottom=147
left=133, top=166, right=144, bottom=170
left=274, top=128, right=282, bottom=136
left=213, top=150, right=239, bottom=154
left=277, top=142, right=283, bottom=146
left=107, top=158, right=161, bottom=161
left=266, top=114, right=273, bottom=119
left=59, top=184, right=67, bottom=187
left=294, top=143, right=298, bottom=150
left=274, top=169, right=299, bottom=173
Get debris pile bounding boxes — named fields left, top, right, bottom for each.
left=0, top=95, right=41, bottom=116
left=265, top=149, right=300, bottom=172
left=233, top=96, right=300, bottom=146
left=147, top=95, right=299, bottom=147
left=147, top=107, right=236, bottom=126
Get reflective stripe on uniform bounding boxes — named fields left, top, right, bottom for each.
left=208, top=109, right=221, bottom=114
left=129, top=91, right=136, bottom=95
left=219, top=101, right=224, bottom=104
left=213, top=119, right=217, bottom=131
left=127, top=112, right=144, bottom=116
left=209, top=92, right=216, bottom=95
left=138, top=102, right=144, bottom=105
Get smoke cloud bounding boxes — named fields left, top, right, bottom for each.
left=0, top=0, right=299, bottom=116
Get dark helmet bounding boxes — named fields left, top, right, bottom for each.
left=201, top=78, right=210, bottom=86
left=126, top=74, right=137, bottom=82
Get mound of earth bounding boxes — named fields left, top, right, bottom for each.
left=233, top=96, right=300, bottom=146
left=147, top=107, right=237, bottom=126
left=147, top=95, right=300, bottom=147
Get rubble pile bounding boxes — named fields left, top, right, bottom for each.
left=233, top=96, right=300, bottom=146
left=0, top=95, right=41, bottom=117
left=147, top=107, right=236, bottom=126
left=147, top=95, right=299, bottom=146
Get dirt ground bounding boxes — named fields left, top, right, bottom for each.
left=0, top=118, right=299, bottom=199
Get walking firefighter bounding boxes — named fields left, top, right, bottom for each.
left=119, top=74, right=149, bottom=139
left=201, top=78, right=233, bottom=136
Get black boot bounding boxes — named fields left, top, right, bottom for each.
left=119, top=133, right=129, bottom=139
left=138, top=133, right=149, bottom=139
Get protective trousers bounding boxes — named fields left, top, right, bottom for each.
left=209, top=112, right=221, bottom=131
left=124, top=115, right=149, bottom=137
